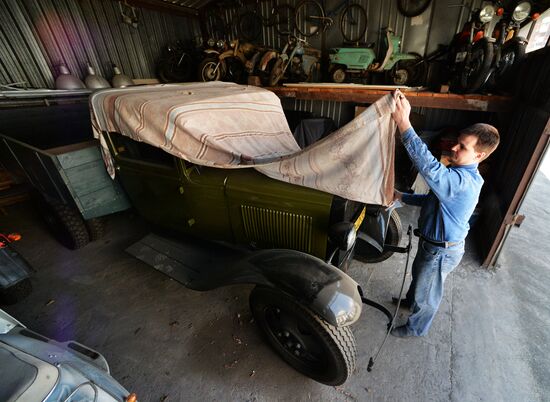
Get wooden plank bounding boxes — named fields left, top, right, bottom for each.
left=78, top=184, right=130, bottom=220
left=54, top=143, right=102, bottom=170
left=46, top=140, right=97, bottom=156
left=268, top=87, right=514, bottom=112
left=63, top=159, right=114, bottom=196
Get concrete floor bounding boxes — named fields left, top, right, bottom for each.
left=2, top=167, right=549, bottom=402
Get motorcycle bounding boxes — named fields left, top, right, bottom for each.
left=489, top=1, right=538, bottom=91
left=196, top=38, right=230, bottom=82
left=157, top=40, right=201, bottom=83
left=198, top=39, right=268, bottom=84
left=0, top=232, right=32, bottom=304
left=264, top=35, right=321, bottom=87
left=448, top=2, right=497, bottom=93
left=329, top=28, right=424, bottom=85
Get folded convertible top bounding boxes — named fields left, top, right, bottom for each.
left=90, top=82, right=396, bottom=206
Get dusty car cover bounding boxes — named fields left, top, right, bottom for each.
left=90, top=82, right=396, bottom=206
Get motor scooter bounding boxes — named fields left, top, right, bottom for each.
left=262, top=35, right=321, bottom=87
left=0, top=232, right=32, bottom=304
left=328, top=28, right=422, bottom=85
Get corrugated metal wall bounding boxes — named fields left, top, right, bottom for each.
left=0, top=0, right=200, bottom=88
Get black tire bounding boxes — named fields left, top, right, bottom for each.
left=495, top=37, right=526, bottom=87
left=85, top=217, right=105, bottom=241
left=0, top=278, right=32, bottom=305
left=238, top=11, right=263, bottom=42
left=38, top=199, right=89, bottom=250
left=389, top=53, right=426, bottom=86
left=331, top=66, right=347, bottom=83
left=354, top=209, right=403, bottom=263
left=340, top=4, right=368, bottom=43
left=268, top=58, right=285, bottom=86
left=198, top=58, right=221, bottom=82
left=295, top=0, right=324, bottom=37
left=273, top=4, right=295, bottom=36
left=460, top=38, right=494, bottom=93
left=250, top=286, right=356, bottom=385
left=397, top=0, right=432, bottom=17
left=157, top=52, right=193, bottom=83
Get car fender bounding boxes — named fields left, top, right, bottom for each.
left=187, top=249, right=362, bottom=327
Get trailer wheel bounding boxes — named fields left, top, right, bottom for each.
left=0, top=279, right=32, bottom=305
left=250, top=286, right=356, bottom=385
left=39, top=200, right=89, bottom=250
left=85, top=217, right=105, bottom=241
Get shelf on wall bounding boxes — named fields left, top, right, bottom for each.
left=268, top=84, right=514, bottom=112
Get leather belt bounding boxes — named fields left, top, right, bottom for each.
left=413, top=228, right=458, bottom=248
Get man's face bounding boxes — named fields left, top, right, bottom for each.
left=450, top=134, right=486, bottom=166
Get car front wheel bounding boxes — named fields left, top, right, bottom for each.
left=249, top=286, right=356, bottom=385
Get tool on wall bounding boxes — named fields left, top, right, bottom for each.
left=119, top=0, right=139, bottom=28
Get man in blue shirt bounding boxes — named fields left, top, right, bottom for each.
left=390, top=89, right=500, bottom=337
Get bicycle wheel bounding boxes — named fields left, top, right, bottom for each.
left=295, top=0, right=324, bottom=37
left=238, top=11, right=263, bottom=41
left=273, top=3, right=295, bottom=36
left=397, top=0, right=432, bottom=18
left=340, top=3, right=367, bottom=43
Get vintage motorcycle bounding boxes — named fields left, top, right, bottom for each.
left=448, top=2, right=497, bottom=93
left=157, top=40, right=201, bottom=83
left=198, top=39, right=270, bottom=84
left=196, top=38, right=230, bottom=82
left=488, top=1, right=538, bottom=91
left=329, top=28, right=424, bottom=85
left=264, top=35, right=321, bottom=86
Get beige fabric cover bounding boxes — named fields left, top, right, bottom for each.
left=90, top=82, right=396, bottom=206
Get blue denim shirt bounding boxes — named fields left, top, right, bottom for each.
left=400, top=127, right=483, bottom=243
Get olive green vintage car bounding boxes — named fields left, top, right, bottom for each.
left=101, top=128, right=402, bottom=386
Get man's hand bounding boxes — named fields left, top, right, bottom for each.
left=391, top=89, right=412, bottom=134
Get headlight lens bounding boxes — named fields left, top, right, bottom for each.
left=207, top=38, right=215, bottom=47
left=216, top=39, right=225, bottom=48
left=512, top=2, right=531, bottom=22
left=479, top=5, right=496, bottom=23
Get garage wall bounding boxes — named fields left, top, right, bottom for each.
left=0, top=0, right=200, bottom=88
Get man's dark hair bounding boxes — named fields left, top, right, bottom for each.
left=461, top=123, right=500, bottom=157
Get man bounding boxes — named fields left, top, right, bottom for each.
left=390, top=89, right=500, bottom=337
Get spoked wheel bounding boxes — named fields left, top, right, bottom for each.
left=459, top=38, right=493, bottom=93
left=273, top=4, right=295, bottom=36
left=340, top=4, right=368, bottom=43
left=331, top=67, right=347, bottom=83
left=295, top=0, right=324, bottom=37
left=354, top=209, right=403, bottom=263
left=250, top=286, right=356, bottom=385
left=397, top=0, right=432, bottom=17
left=495, top=37, right=526, bottom=88
left=157, top=52, right=193, bottom=83
left=198, top=58, right=222, bottom=82
left=268, top=58, right=285, bottom=86
left=388, top=53, right=426, bottom=86
left=238, top=11, right=263, bottom=42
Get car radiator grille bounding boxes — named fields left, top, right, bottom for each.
left=241, top=205, right=313, bottom=253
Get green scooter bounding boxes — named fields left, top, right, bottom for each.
left=329, top=28, right=424, bottom=85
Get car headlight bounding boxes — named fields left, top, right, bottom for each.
left=479, top=4, right=496, bottom=23
left=512, top=1, right=531, bottom=22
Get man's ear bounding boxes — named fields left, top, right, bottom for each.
left=476, top=151, right=487, bottom=161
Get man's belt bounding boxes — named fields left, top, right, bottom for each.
left=413, top=228, right=459, bottom=248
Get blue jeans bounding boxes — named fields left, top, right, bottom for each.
left=403, top=239, right=465, bottom=336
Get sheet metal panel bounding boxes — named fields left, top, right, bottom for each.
left=0, top=0, right=200, bottom=88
